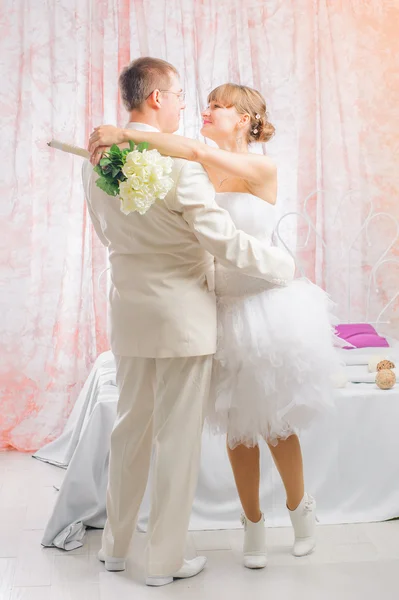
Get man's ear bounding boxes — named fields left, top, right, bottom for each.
left=147, top=89, right=161, bottom=109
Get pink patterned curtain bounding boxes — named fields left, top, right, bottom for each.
left=1, top=0, right=398, bottom=451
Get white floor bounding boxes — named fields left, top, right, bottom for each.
left=0, top=452, right=398, bottom=600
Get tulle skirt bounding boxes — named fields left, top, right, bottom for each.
left=207, top=279, right=341, bottom=448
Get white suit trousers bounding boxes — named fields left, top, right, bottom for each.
left=101, top=354, right=213, bottom=576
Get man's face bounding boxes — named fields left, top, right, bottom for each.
left=156, top=73, right=186, bottom=133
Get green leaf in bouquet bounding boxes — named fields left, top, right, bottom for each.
left=92, top=141, right=133, bottom=197
left=137, top=142, right=149, bottom=152
left=129, top=140, right=135, bottom=152
left=116, top=171, right=126, bottom=182
left=109, top=144, right=122, bottom=156
left=95, top=176, right=119, bottom=196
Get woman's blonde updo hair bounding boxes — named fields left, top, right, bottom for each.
left=207, top=83, right=275, bottom=144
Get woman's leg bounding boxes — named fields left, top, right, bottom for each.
left=267, top=434, right=316, bottom=557
left=267, top=434, right=304, bottom=510
left=227, top=439, right=267, bottom=568
left=226, top=441, right=262, bottom=523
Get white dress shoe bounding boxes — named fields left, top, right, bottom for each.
left=288, top=493, right=317, bottom=557
left=145, top=556, right=207, bottom=587
left=241, top=513, right=267, bottom=569
left=98, top=549, right=126, bottom=571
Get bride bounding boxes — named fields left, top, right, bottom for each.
left=89, top=82, right=340, bottom=568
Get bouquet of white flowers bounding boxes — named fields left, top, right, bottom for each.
left=94, top=141, right=174, bottom=215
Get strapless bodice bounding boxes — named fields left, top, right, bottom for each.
left=215, top=192, right=277, bottom=298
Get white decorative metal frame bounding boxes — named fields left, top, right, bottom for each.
left=274, top=190, right=399, bottom=326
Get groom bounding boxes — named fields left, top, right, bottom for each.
left=82, top=57, right=295, bottom=586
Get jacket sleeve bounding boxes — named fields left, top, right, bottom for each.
left=165, top=160, right=295, bottom=285
left=81, top=160, right=109, bottom=247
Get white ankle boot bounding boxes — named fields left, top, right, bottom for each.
left=241, top=513, right=267, bottom=569
left=288, top=493, right=317, bottom=557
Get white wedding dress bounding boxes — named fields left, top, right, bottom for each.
left=207, top=192, right=341, bottom=448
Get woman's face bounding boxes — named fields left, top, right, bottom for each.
left=200, top=100, right=245, bottom=142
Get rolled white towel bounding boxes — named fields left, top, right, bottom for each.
left=368, top=356, right=396, bottom=373
left=336, top=348, right=394, bottom=368
left=337, top=349, right=378, bottom=366
left=346, top=366, right=398, bottom=384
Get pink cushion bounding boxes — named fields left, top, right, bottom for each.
left=335, top=324, right=389, bottom=349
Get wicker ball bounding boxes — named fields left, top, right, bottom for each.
left=376, top=359, right=395, bottom=371
left=375, top=369, right=396, bottom=390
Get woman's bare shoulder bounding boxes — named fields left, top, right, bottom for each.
left=249, top=155, right=277, bottom=205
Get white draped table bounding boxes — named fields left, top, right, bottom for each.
left=34, top=352, right=399, bottom=550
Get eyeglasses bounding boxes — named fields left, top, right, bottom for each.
left=147, top=89, right=186, bottom=103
